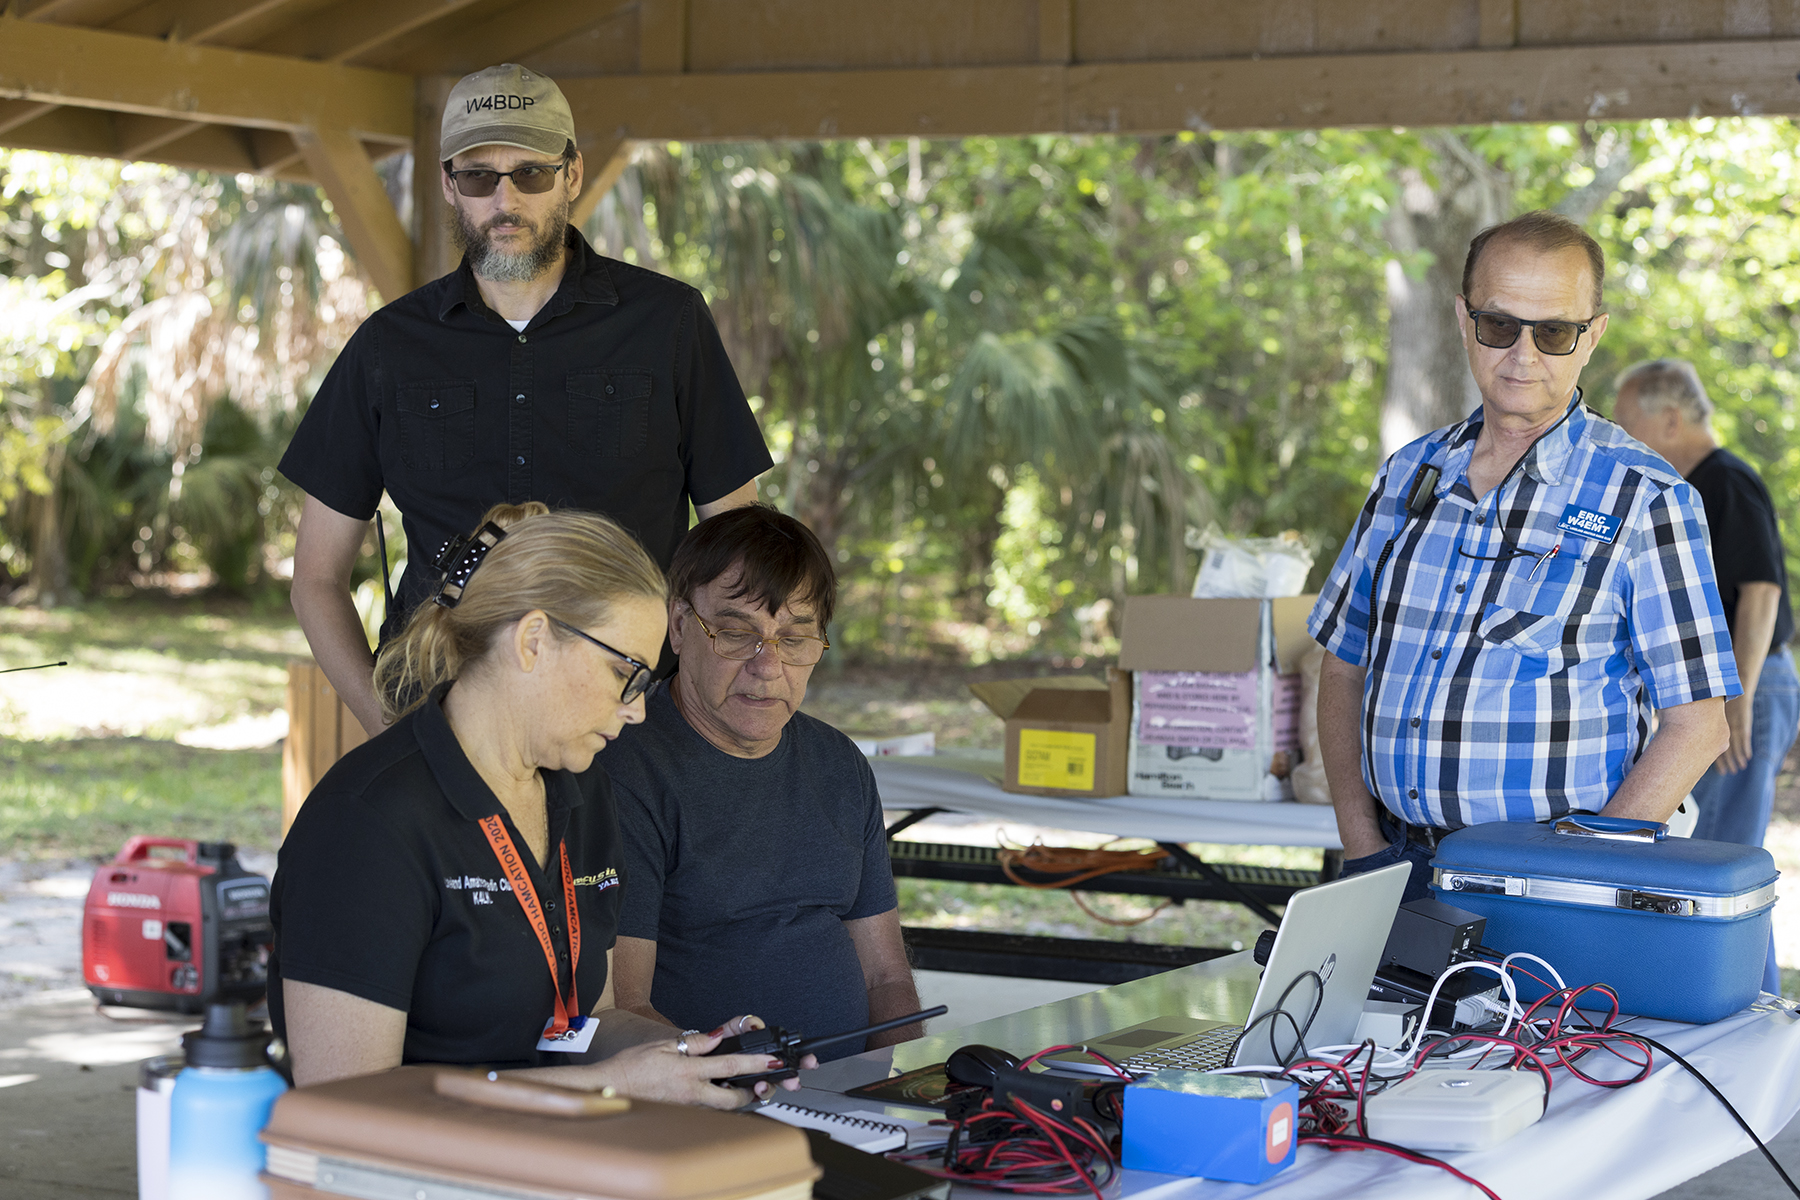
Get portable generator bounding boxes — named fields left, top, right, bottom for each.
left=82, top=837, right=272, bottom=1012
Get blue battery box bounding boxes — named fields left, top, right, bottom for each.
left=1121, top=1070, right=1298, bottom=1184
left=1431, top=815, right=1778, bottom=1024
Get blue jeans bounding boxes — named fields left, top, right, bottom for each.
left=1691, top=645, right=1798, bottom=995
left=1338, top=809, right=1437, bottom=905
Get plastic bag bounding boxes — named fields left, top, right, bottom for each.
left=1189, top=528, right=1314, bottom=599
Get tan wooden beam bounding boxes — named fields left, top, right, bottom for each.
left=146, top=122, right=260, bottom=172
left=0, top=14, right=412, bottom=143
left=411, top=74, right=458, bottom=288
left=569, top=136, right=632, bottom=229
left=1038, top=0, right=1072, bottom=65
left=295, top=125, right=412, bottom=302
left=379, top=0, right=633, bottom=77
left=0, top=104, right=117, bottom=157
left=561, top=37, right=1800, bottom=141
left=562, top=66, right=1066, bottom=141
left=639, top=0, right=688, bottom=74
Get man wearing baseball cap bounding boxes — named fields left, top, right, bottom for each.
left=279, top=64, right=772, bottom=736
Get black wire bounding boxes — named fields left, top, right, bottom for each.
left=1634, top=1033, right=1800, bottom=1199
left=1229, top=970, right=1325, bottom=1068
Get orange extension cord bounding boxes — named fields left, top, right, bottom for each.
left=995, top=839, right=1175, bottom=927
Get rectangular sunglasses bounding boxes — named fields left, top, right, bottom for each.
left=444, top=162, right=567, bottom=198
left=1465, top=303, right=1596, bottom=356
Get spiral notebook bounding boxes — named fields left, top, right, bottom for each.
left=755, top=1101, right=911, bottom=1153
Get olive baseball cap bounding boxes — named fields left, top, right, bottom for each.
left=440, top=64, right=575, bottom=162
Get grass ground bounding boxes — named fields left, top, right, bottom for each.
left=3, top=596, right=1798, bottom=999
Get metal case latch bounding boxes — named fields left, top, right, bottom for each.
left=1620, top=890, right=1697, bottom=916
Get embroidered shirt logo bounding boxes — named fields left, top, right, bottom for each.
left=571, top=868, right=619, bottom=892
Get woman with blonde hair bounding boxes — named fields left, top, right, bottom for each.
left=270, top=502, right=792, bottom=1105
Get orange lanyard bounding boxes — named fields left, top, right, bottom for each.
left=476, top=815, right=584, bottom=1035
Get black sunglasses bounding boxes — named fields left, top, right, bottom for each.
left=1465, top=303, right=1598, bottom=356
left=548, top=618, right=655, bottom=703
left=444, top=161, right=566, bottom=198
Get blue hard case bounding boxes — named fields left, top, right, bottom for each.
left=1429, top=816, right=1777, bottom=1024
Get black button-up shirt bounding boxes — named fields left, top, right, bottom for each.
left=279, top=228, right=772, bottom=622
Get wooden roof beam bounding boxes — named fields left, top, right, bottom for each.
left=560, top=38, right=1800, bottom=142
left=295, top=124, right=412, bottom=303
left=0, top=14, right=413, bottom=144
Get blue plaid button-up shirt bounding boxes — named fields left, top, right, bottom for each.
left=1309, top=397, right=1739, bottom=829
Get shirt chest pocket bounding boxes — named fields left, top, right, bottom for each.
left=567, top=369, right=653, bottom=459
left=394, top=381, right=477, bottom=471
left=1475, top=548, right=1621, bottom=674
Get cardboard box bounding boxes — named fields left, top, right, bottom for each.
left=1119, top=595, right=1317, bottom=802
left=968, top=670, right=1129, bottom=798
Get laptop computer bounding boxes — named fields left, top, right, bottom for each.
left=1044, top=862, right=1411, bottom=1075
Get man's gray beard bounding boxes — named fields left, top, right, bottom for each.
left=450, top=199, right=568, bottom=283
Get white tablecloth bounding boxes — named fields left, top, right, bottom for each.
left=795, top=954, right=1800, bottom=1199
left=872, top=755, right=1343, bottom=849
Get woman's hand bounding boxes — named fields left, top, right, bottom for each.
left=715, top=1015, right=819, bottom=1082
left=581, top=1028, right=787, bottom=1109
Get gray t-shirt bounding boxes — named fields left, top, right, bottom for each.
left=603, top=682, right=897, bottom=1056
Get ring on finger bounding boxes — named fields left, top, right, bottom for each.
left=676, top=1029, right=701, bottom=1057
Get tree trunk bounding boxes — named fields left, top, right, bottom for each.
left=25, top=381, right=71, bottom=606
left=1378, top=133, right=1509, bottom=454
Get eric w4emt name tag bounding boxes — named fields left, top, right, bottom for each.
left=1557, top=504, right=1621, bottom=544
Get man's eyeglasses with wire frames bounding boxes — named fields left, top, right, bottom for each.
left=549, top=617, right=655, bottom=703
left=1464, top=302, right=1598, bottom=356
left=444, top=161, right=567, bottom=197
left=691, top=612, right=829, bottom=666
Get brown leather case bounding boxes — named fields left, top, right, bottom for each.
left=260, top=1066, right=819, bottom=1200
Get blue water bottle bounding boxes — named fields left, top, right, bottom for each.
left=168, top=1002, right=289, bottom=1200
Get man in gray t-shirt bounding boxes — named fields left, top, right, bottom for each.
left=603, top=506, right=919, bottom=1057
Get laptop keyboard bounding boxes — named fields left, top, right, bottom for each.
left=1119, top=1024, right=1244, bottom=1073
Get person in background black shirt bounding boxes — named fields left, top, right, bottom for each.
left=1615, top=358, right=1794, bottom=995
left=273, top=503, right=797, bottom=1101
left=280, top=63, right=771, bottom=737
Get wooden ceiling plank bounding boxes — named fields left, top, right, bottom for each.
left=295, top=124, right=411, bottom=302
left=1039, top=0, right=1073, bottom=64
left=0, top=99, right=61, bottom=137
left=147, top=121, right=259, bottom=170
left=106, top=0, right=312, bottom=45
left=0, top=104, right=118, bottom=157
left=250, top=126, right=305, bottom=172
left=0, top=14, right=413, bottom=143
left=379, top=0, right=634, bottom=77
left=639, top=0, right=687, bottom=73
left=115, top=114, right=208, bottom=157
left=248, top=0, right=491, bottom=65
left=18, top=0, right=140, bottom=23
left=1478, top=0, right=1519, bottom=49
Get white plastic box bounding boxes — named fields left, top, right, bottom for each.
left=1363, top=1068, right=1546, bottom=1151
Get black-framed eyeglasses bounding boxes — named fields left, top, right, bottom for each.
left=444, top=161, right=567, bottom=197
left=691, top=612, right=830, bottom=666
left=548, top=617, right=655, bottom=703
left=1465, top=302, right=1598, bottom=356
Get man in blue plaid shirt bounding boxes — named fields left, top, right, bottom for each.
left=1309, top=212, right=1739, bottom=900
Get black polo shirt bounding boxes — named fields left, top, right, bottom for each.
left=278, top=227, right=773, bottom=624
left=269, top=682, right=624, bottom=1069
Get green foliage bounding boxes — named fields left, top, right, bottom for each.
left=0, top=738, right=281, bottom=859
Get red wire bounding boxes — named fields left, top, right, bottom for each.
left=1304, top=1135, right=1504, bottom=1200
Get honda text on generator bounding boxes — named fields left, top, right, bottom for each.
left=82, top=837, right=272, bottom=1013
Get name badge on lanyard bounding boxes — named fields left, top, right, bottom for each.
left=1557, top=504, right=1621, bottom=544
left=476, top=815, right=596, bottom=1053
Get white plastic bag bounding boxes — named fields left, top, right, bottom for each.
left=1189, top=527, right=1314, bottom=599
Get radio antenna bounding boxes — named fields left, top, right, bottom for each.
left=0, top=661, right=68, bottom=675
